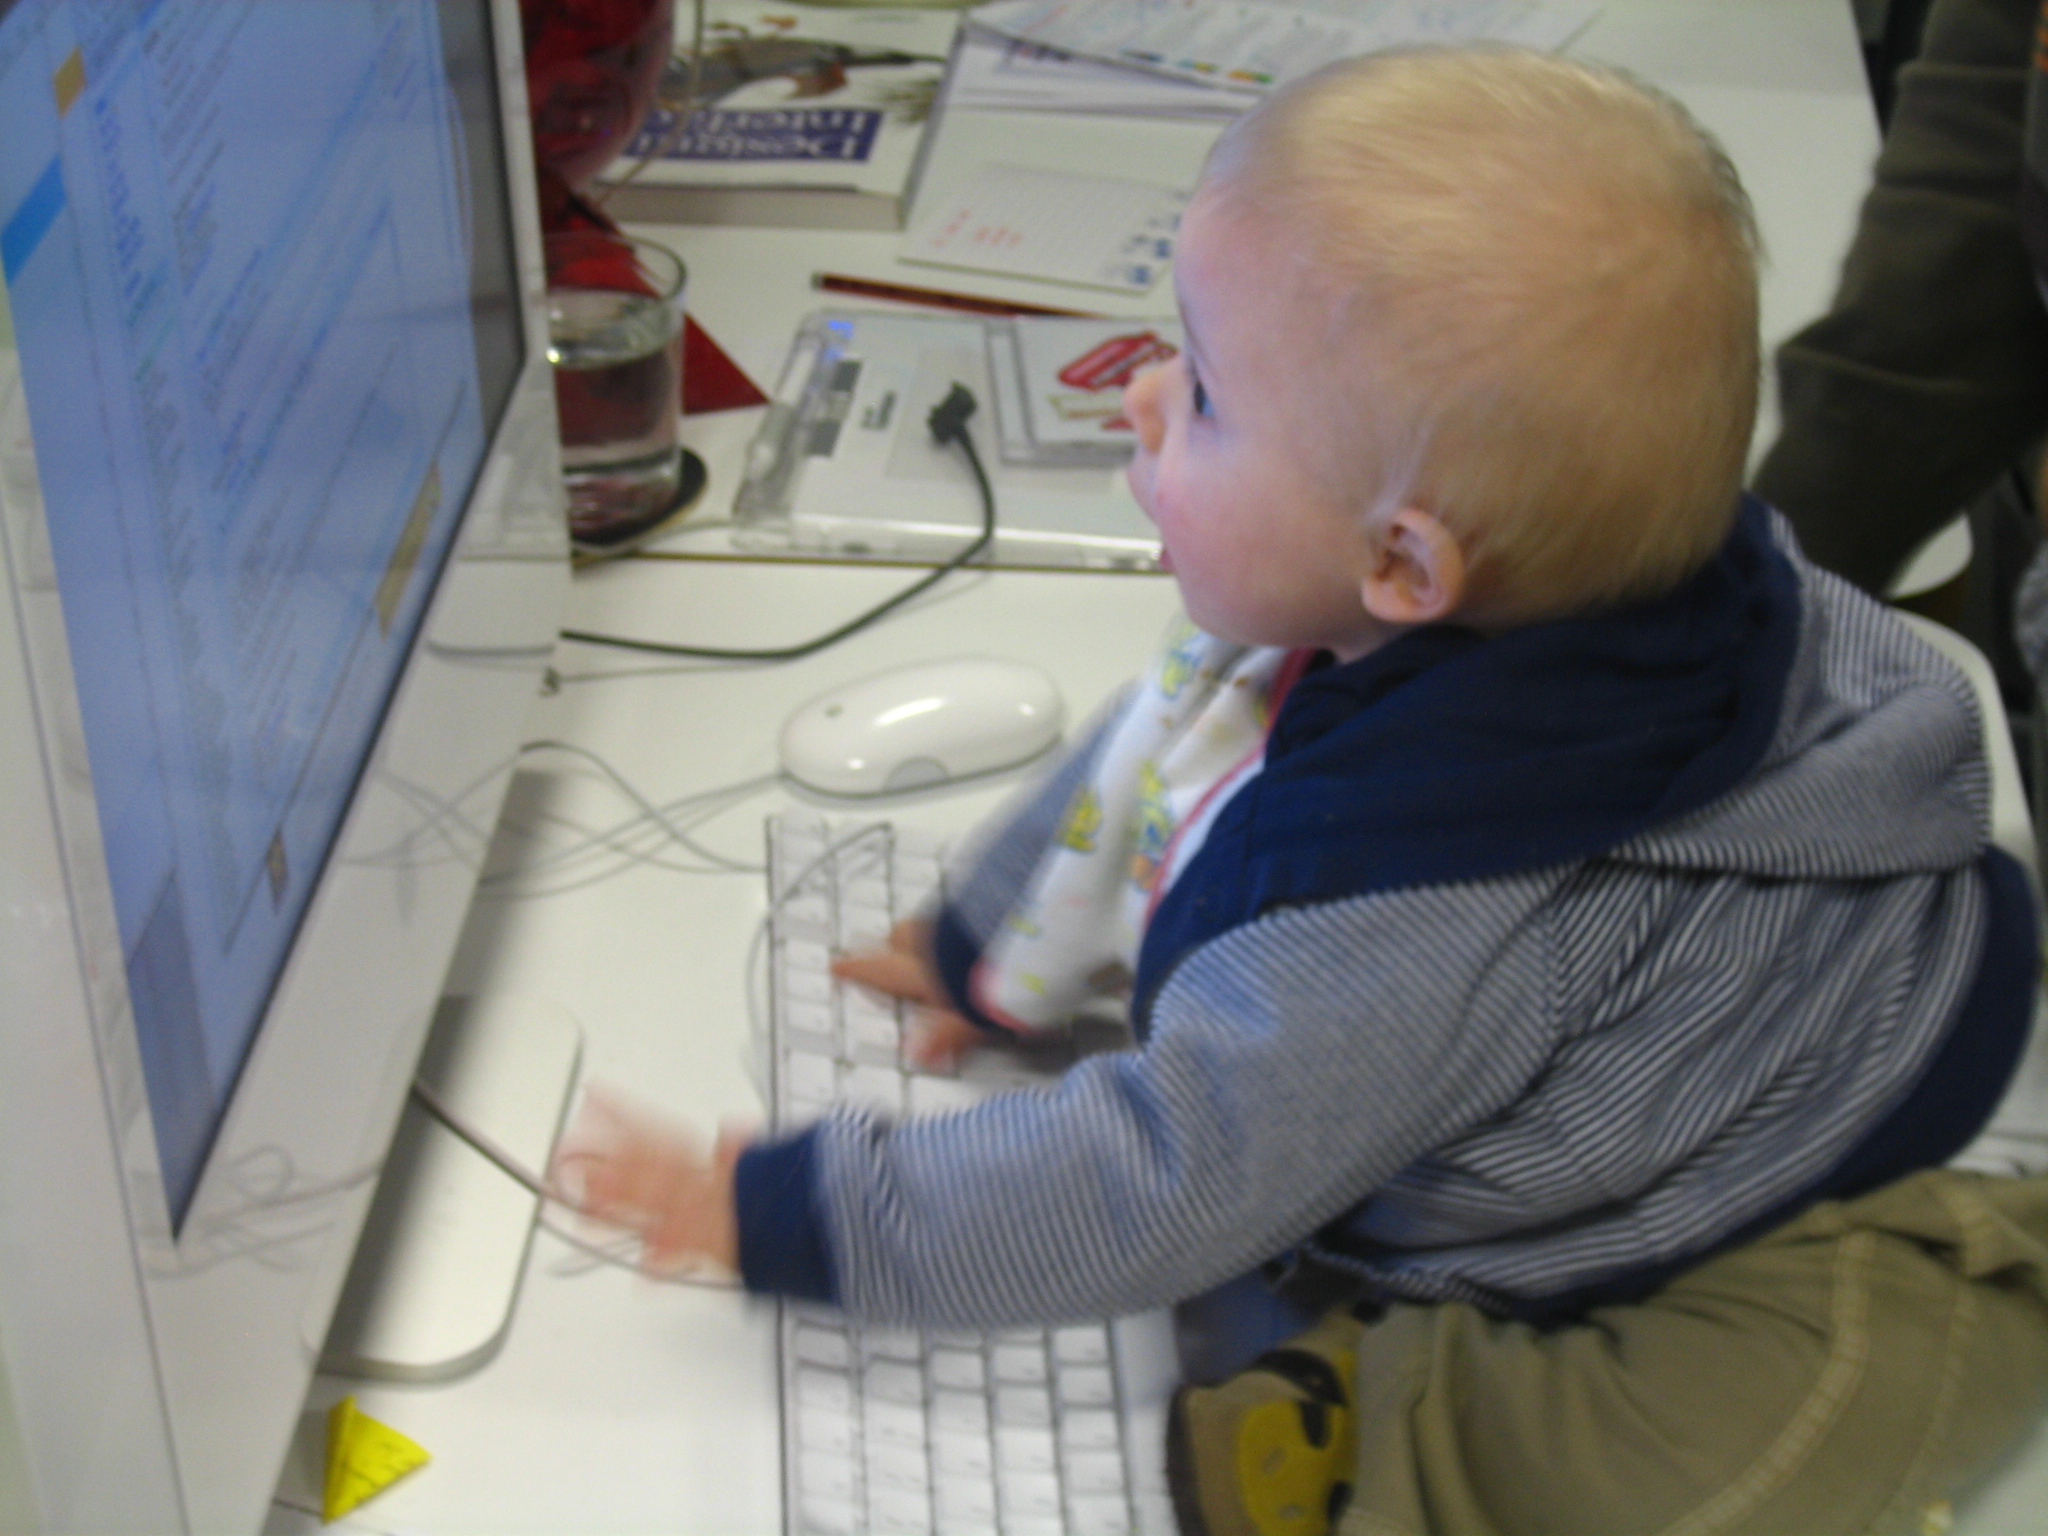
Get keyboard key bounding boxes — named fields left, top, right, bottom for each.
left=863, top=1361, right=924, bottom=1404
left=1135, top=1490, right=1179, bottom=1532
left=842, top=908, right=894, bottom=949
left=797, top=1492, right=858, bottom=1536
left=796, top=1368, right=853, bottom=1414
left=844, top=998, right=901, bottom=1058
left=792, top=1326, right=851, bottom=1369
left=868, top=1482, right=932, bottom=1534
left=865, top=1439, right=930, bottom=1490
left=932, top=1389, right=989, bottom=1436
left=933, top=1474, right=997, bottom=1525
left=785, top=1052, right=838, bottom=1103
left=845, top=874, right=891, bottom=908
left=932, top=1427, right=994, bottom=1481
left=929, top=1347, right=984, bottom=1391
left=1064, top=1448, right=1128, bottom=1496
left=784, top=941, right=835, bottom=1001
left=796, top=1403, right=855, bottom=1457
left=1004, top=1517, right=1066, bottom=1536
left=797, top=1448, right=857, bottom=1500
left=865, top=1398, right=928, bottom=1451
left=995, top=1385, right=1054, bottom=1427
left=1053, top=1325, right=1111, bottom=1365
left=782, top=891, right=832, bottom=930
left=1058, top=1408, right=1122, bottom=1452
left=996, top=1468, right=1063, bottom=1522
left=992, top=1341, right=1049, bottom=1383
left=995, top=1423, right=1057, bottom=1474
left=862, top=1326, right=923, bottom=1362
left=1069, top=1493, right=1136, bottom=1536
left=1058, top=1363, right=1116, bottom=1407
left=786, top=1001, right=836, bottom=1043
left=777, top=833, right=827, bottom=868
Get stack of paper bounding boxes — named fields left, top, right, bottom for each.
left=947, top=29, right=1250, bottom=116
left=962, top=0, right=1600, bottom=101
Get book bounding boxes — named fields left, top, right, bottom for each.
left=594, top=2, right=960, bottom=231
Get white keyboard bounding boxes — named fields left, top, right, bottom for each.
left=763, top=815, right=1177, bottom=1536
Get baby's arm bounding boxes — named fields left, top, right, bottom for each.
left=830, top=686, right=1135, bottom=1063
left=561, top=695, right=1131, bottom=1279
left=806, top=873, right=1561, bottom=1327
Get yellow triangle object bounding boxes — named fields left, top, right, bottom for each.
left=323, top=1395, right=430, bottom=1522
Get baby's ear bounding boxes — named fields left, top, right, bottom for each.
left=1360, top=506, right=1466, bottom=625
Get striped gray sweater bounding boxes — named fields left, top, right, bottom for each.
left=792, top=519, right=2010, bottom=1328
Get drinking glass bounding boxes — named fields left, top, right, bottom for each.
left=544, top=230, right=689, bottom=548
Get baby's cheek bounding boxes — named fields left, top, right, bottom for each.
left=1126, top=451, right=1160, bottom=523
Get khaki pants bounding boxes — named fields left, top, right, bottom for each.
left=1330, top=1172, right=2048, bottom=1536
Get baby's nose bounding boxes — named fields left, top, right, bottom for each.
left=1123, top=364, right=1167, bottom=454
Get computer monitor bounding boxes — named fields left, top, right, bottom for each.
left=0, top=2, right=565, bottom=1530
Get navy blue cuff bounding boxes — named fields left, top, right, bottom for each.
left=734, top=1128, right=837, bottom=1302
left=931, top=903, right=1009, bottom=1035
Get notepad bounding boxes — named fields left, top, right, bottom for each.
left=900, top=164, right=1185, bottom=294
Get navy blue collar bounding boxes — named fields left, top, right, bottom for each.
left=1135, top=496, right=1803, bottom=1021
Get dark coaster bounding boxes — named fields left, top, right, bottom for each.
left=570, top=447, right=710, bottom=564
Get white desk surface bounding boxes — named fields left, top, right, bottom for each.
left=272, top=5, right=2048, bottom=1533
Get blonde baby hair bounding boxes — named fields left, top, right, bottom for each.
left=1200, top=47, right=1760, bottom=622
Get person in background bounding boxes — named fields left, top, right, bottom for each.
left=1754, top=0, right=2048, bottom=718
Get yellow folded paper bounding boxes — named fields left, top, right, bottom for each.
left=323, top=1395, right=430, bottom=1523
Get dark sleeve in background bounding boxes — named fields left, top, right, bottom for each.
left=1751, top=0, right=2048, bottom=594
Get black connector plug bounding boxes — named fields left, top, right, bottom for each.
left=927, top=383, right=978, bottom=446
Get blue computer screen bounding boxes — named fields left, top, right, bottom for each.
left=0, top=0, right=524, bottom=1224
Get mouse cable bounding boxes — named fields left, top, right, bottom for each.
left=407, top=1076, right=738, bottom=1289
left=557, top=384, right=994, bottom=663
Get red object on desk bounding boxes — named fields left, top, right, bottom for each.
left=680, top=315, right=769, bottom=414
left=521, top=0, right=672, bottom=191
left=525, top=3, right=769, bottom=417
left=541, top=173, right=768, bottom=416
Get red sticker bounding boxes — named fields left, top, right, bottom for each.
left=1057, top=331, right=1177, bottom=392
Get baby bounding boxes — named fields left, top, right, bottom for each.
left=569, top=47, right=2048, bottom=1536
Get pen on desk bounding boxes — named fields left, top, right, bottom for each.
left=811, top=272, right=1107, bottom=319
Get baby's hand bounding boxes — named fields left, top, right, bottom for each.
left=832, top=917, right=987, bottom=1072
left=551, top=1087, right=746, bottom=1279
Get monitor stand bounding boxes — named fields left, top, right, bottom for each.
left=319, top=993, right=582, bottom=1382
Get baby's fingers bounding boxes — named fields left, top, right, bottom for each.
left=905, top=1007, right=986, bottom=1071
left=552, top=1087, right=700, bottom=1221
left=831, top=944, right=940, bottom=1003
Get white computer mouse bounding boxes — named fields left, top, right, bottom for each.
left=778, top=658, right=1066, bottom=797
